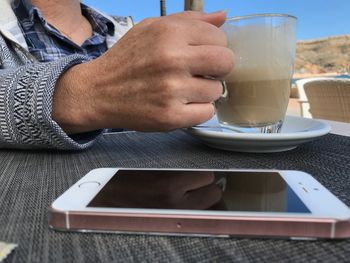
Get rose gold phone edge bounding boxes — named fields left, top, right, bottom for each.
left=48, top=207, right=350, bottom=239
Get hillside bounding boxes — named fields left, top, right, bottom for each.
left=295, top=35, right=350, bottom=74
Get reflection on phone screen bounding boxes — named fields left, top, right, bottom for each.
left=88, top=170, right=310, bottom=213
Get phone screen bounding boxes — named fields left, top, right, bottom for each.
left=88, top=170, right=310, bottom=213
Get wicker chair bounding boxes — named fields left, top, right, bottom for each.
left=298, top=78, right=350, bottom=122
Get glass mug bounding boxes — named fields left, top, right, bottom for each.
left=215, top=14, right=297, bottom=133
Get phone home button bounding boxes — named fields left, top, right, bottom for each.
left=78, top=181, right=101, bottom=188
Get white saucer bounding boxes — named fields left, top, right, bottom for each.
left=185, top=115, right=331, bottom=153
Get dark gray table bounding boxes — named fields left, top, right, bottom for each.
left=1, top=130, right=350, bottom=262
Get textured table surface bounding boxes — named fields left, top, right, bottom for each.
left=1, top=130, right=350, bottom=262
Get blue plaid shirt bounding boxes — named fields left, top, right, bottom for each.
left=11, top=0, right=115, bottom=62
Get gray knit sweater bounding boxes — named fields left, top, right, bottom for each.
left=0, top=0, right=132, bottom=150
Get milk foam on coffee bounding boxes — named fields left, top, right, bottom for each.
left=216, top=23, right=296, bottom=127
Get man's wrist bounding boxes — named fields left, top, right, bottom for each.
left=52, top=62, right=100, bottom=134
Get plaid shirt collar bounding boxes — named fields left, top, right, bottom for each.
left=11, top=0, right=116, bottom=62
left=12, top=0, right=115, bottom=37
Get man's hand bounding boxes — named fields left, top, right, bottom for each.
left=53, top=11, right=234, bottom=133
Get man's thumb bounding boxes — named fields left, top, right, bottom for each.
left=170, top=10, right=227, bottom=27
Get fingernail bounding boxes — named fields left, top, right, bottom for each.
left=212, top=10, right=227, bottom=14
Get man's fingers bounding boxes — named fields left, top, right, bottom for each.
left=169, top=10, right=227, bottom=27
left=178, top=103, right=216, bottom=128
left=180, top=77, right=223, bottom=103
left=200, top=10, right=228, bottom=27
left=183, top=19, right=228, bottom=46
left=186, top=45, right=234, bottom=78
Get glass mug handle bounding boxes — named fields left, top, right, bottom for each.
left=220, top=80, right=228, bottom=99
left=204, top=77, right=228, bottom=99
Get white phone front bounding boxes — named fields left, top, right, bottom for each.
left=49, top=168, right=350, bottom=239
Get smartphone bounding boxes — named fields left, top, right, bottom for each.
left=49, top=168, right=350, bottom=239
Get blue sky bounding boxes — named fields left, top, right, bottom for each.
left=83, top=0, right=350, bottom=40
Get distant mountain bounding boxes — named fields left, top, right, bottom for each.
left=295, top=35, right=350, bottom=74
